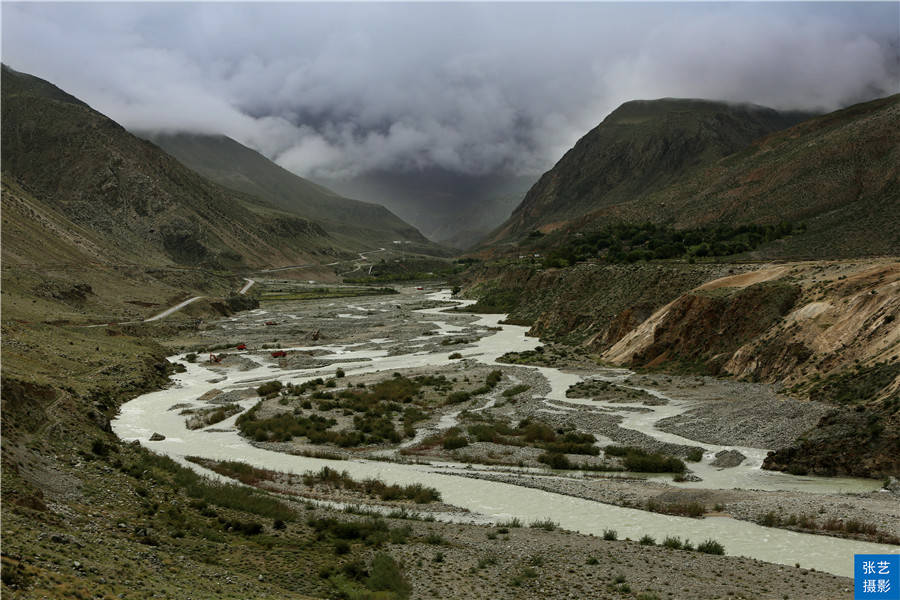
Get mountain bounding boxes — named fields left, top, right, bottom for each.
left=486, top=98, right=815, bottom=244
left=320, top=168, right=536, bottom=249
left=1, top=65, right=342, bottom=271
left=485, top=95, right=899, bottom=259
left=597, top=94, right=900, bottom=258
left=141, top=132, right=445, bottom=255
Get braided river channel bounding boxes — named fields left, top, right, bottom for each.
left=113, top=288, right=897, bottom=578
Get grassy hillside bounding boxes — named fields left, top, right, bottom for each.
left=487, top=98, right=814, bottom=244
left=604, top=94, right=900, bottom=258
left=1, top=65, right=349, bottom=271
left=485, top=95, right=898, bottom=260
left=142, top=132, right=447, bottom=256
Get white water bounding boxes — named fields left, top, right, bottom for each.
left=113, top=290, right=896, bottom=577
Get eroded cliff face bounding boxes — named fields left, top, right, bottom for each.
left=601, top=261, right=899, bottom=477
left=463, top=262, right=745, bottom=345
left=599, top=262, right=898, bottom=384
left=726, top=265, right=899, bottom=384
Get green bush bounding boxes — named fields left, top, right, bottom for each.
left=605, top=445, right=686, bottom=473
left=538, top=452, right=571, bottom=469
left=443, top=436, right=469, bottom=450
left=697, top=539, right=725, bottom=555
left=91, top=438, right=110, bottom=456
left=256, top=380, right=283, bottom=397
left=502, top=384, right=531, bottom=397
left=425, top=533, right=448, bottom=545
left=529, top=518, right=557, bottom=531
left=497, top=518, right=522, bottom=528
left=446, top=391, right=471, bottom=404
left=662, top=536, right=683, bottom=550
left=366, top=552, right=412, bottom=598
left=602, top=529, right=618, bottom=541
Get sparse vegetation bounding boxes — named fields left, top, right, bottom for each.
left=184, top=403, right=242, bottom=429
left=604, top=445, right=687, bottom=473
left=697, top=539, right=726, bottom=555
left=529, top=518, right=558, bottom=531
left=299, top=466, right=442, bottom=503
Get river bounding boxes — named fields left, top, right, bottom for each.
left=112, top=289, right=897, bottom=577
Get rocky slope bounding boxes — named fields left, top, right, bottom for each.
left=485, top=95, right=899, bottom=259
left=462, top=261, right=750, bottom=346
left=142, top=132, right=446, bottom=255
left=2, top=65, right=346, bottom=270
left=486, top=98, right=813, bottom=244
left=602, top=95, right=900, bottom=259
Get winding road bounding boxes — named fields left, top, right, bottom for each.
left=144, top=296, right=205, bottom=321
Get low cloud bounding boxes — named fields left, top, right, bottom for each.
left=3, top=3, right=897, bottom=180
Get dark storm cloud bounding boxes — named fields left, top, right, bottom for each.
left=3, top=3, right=897, bottom=179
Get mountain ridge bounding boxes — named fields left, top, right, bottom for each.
left=1, top=64, right=341, bottom=271
left=140, top=131, right=446, bottom=255
left=486, top=97, right=817, bottom=244
left=483, top=95, right=899, bottom=259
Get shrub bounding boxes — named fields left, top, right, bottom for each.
left=366, top=552, right=411, bottom=598
left=185, top=353, right=197, bottom=363
left=606, top=446, right=686, bottom=473
left=446, top=391, right=471, bottom=404
left=336, top=367, right=345, bottom=378
left=91, top=438, right=110, bottom=456
left=256, top=380, right=283, bottom=397
left=662, top=536, right=683, bottom=550
left=443, top=436, right=469, bottom=450
left=538, top=452, right=571, bottom=469
left=761, top=511, right=781, bottom=527
left=1, top=561, right=31, bottom=588
left=697, top=539, right=725, bottom=555
left=529, top=518, right=557, bottom=531
left=602, top=529, right=618, bottom=541
left=425, top=533, right=449, bottom=545
left=686, top=448, right=704, bottom=462
left=639, top=534, right=655, bottom=546
left=478, top=555, right=498, bottom=569
left=497, top=518, right=522, bottom=528
left=502, top=384, right=531, bottom=397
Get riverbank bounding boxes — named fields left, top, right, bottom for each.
left=112, top=284, right=897, bottom=585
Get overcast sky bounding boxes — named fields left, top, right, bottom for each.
left=3, top=2, right=898, bottom=180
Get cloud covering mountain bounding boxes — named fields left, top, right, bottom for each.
left=3, top=2, right=897, bottom=184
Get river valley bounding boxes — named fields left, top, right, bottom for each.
left=112, top=285, right=899, bottom=582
